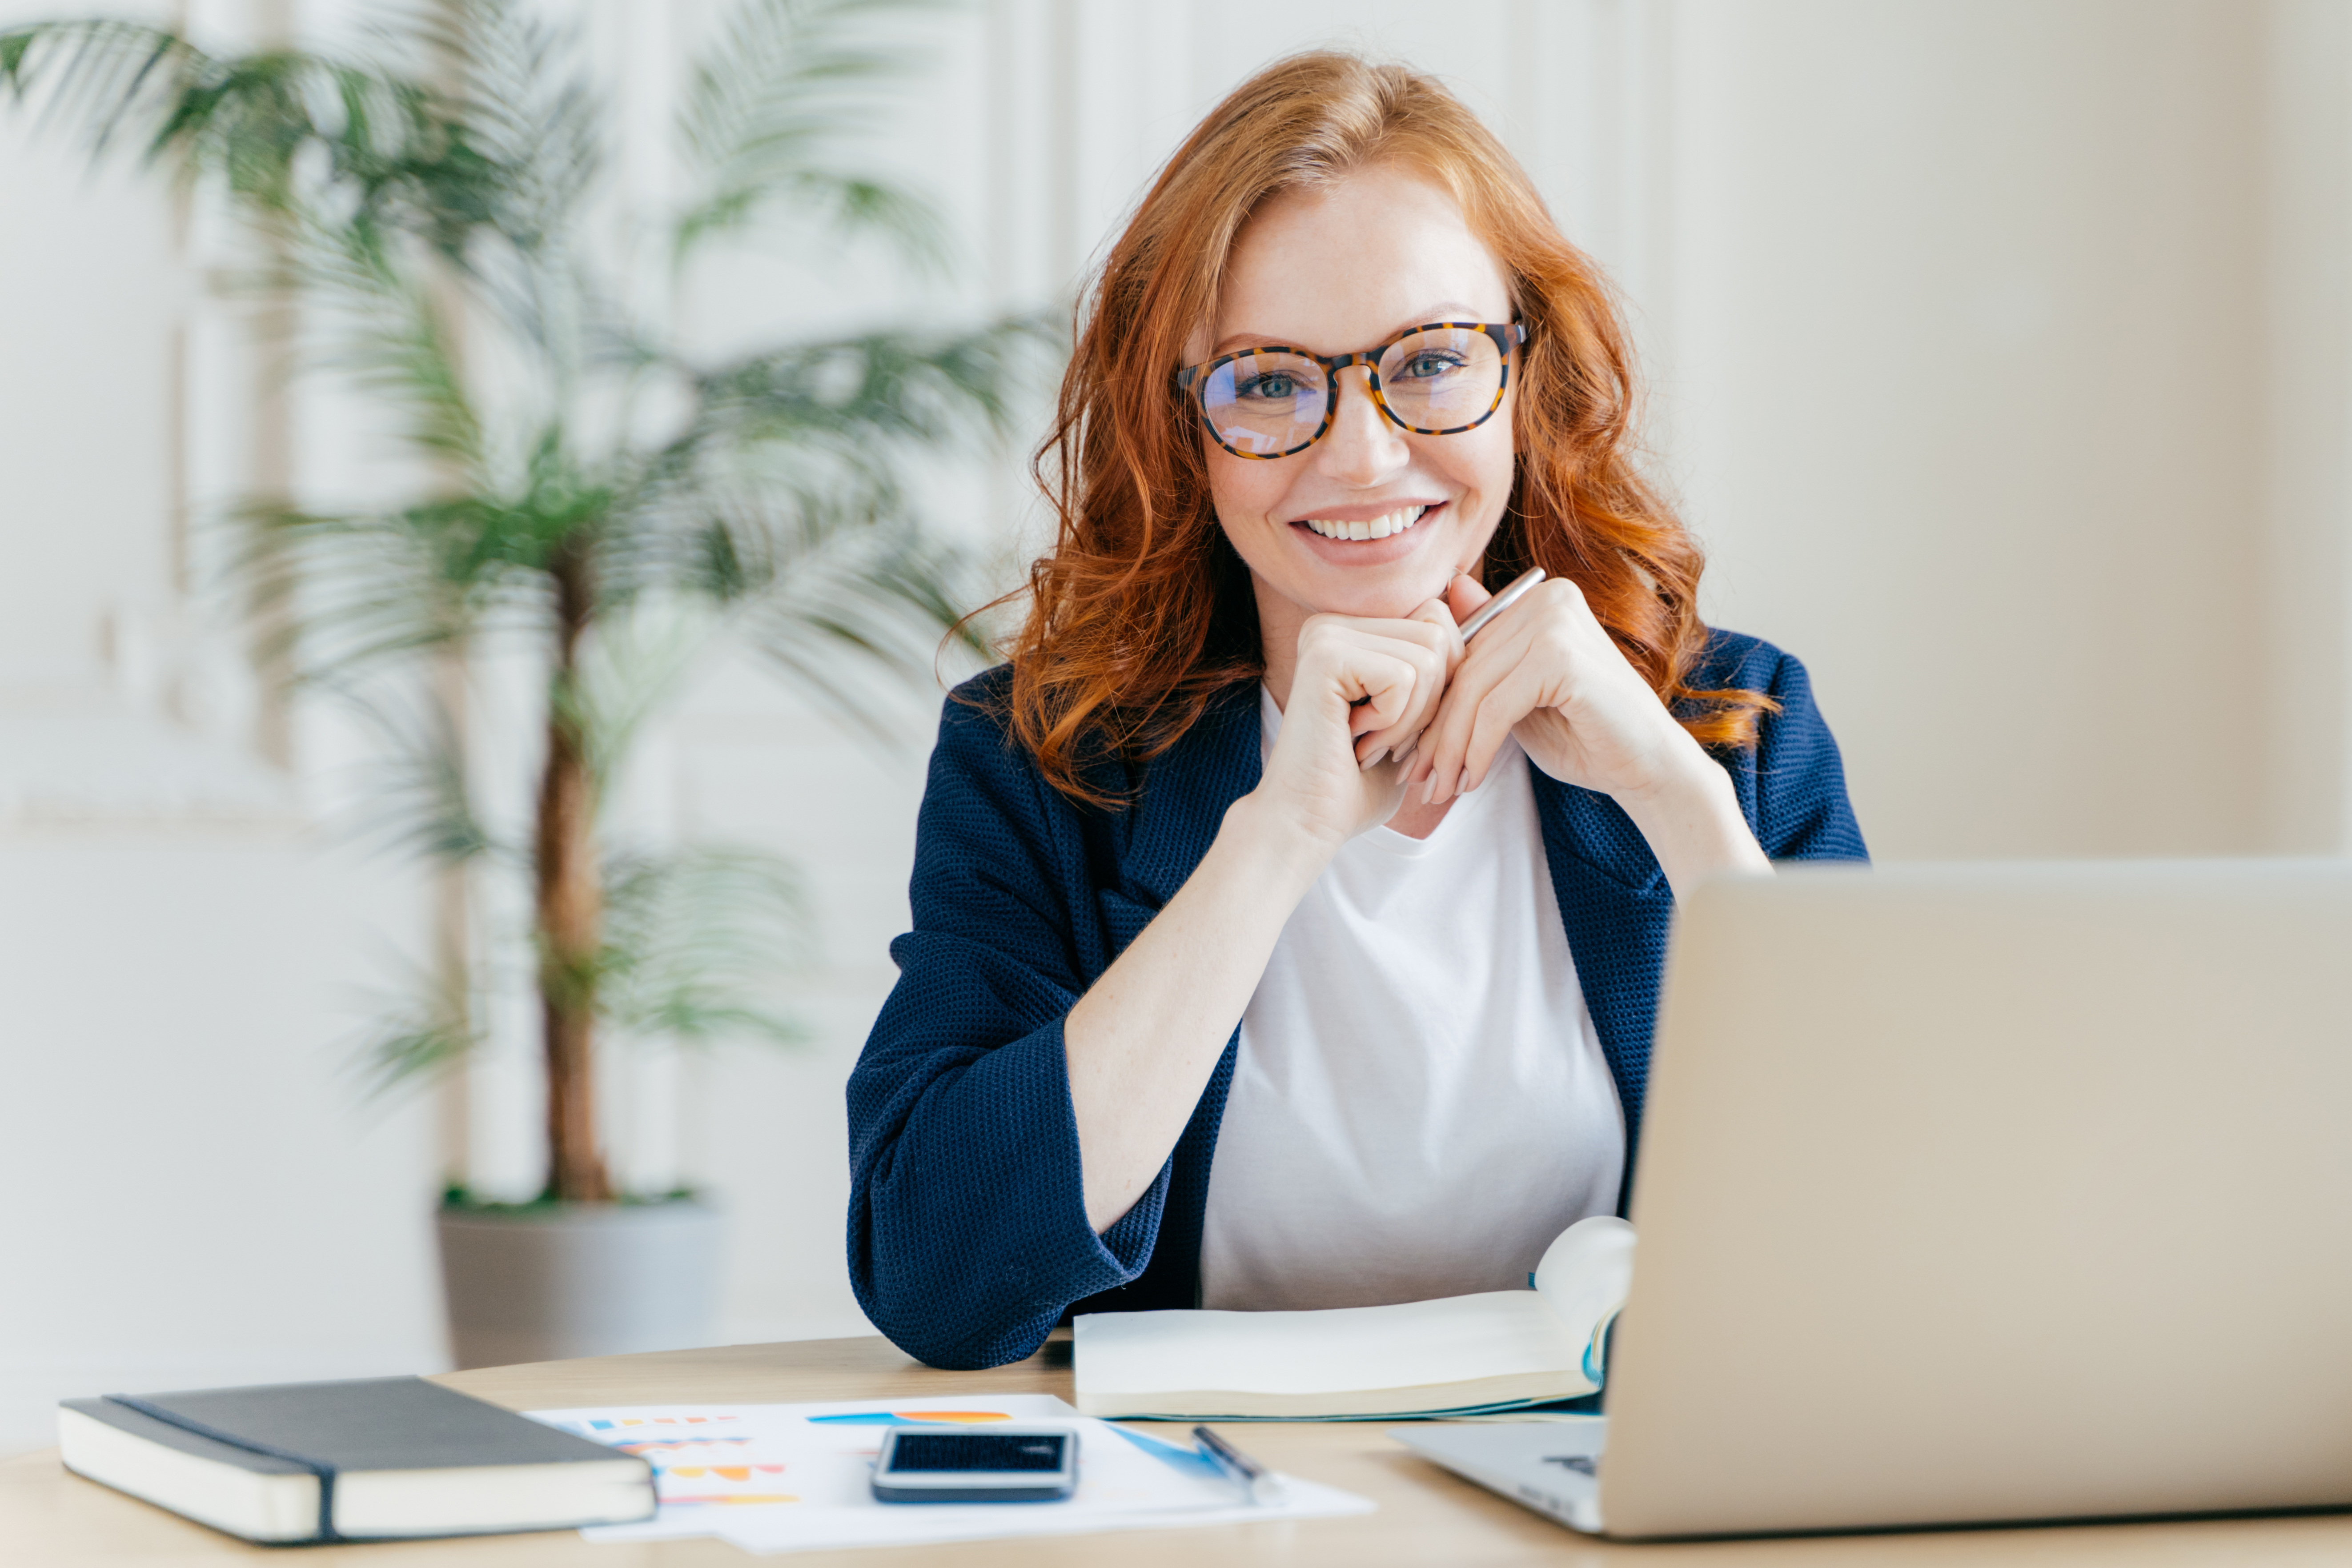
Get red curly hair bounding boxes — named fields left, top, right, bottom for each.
left=1002, top=51, right=1772, bottom=806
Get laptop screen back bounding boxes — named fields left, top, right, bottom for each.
left=1599, top=861, right=2352, bottom=1539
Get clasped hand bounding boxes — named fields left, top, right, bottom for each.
left=1256, top=573, right=1719, bottom=850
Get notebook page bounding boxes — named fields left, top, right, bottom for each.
left=1076, top=1290, right=1588, bottom=1400
left=1532, top=1215, right=1638, bottom=1381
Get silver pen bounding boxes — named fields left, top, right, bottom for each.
left=1355, top=565, right=1549, bottom=770
left=1192, top=1424, right=1287, bottom=1505
left=1455, top=564, right=1547, bottom=642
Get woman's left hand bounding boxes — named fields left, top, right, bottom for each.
left=1407, top=573, right=1773, bottom=897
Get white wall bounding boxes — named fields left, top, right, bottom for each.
left=2262, top=0, right=2352, bottom=853
left=0, top=0, right=456, bottom=1456
left=0, top=838, right=438, bottom=1453
left=1660, top=0, right=2275, bottom=858
left=2, top=0, right=2342, bottom=1458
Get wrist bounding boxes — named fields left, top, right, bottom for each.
left=1220, top=789, right=1343, bottom=894
left=1611, top=736, right=1770, bottom=898
left=1613, top=731, right=1734, bottom=822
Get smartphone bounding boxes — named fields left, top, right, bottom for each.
left=869, top=1424, right=1079, bottom=1503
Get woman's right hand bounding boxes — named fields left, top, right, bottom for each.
left=1251, top=598, right=1462, bottom=850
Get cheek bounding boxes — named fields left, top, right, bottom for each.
left=1205, top=448, right=1289, bottom=532
left=1439, top=426, right=1517, bottom=519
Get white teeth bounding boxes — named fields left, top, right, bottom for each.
left=1301, top=505, right=1429, bottom=541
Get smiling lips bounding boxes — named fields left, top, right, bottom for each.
left=1296, top=504, right=1431, bottom=541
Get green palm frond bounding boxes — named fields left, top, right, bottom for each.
left=578, top=479, right=970, bottom=749
left=310, top=679, right=501, bottom=870
left=689, top=316, right=1049, bottom=454
left=407, top=0, right=610, bottom=377
left=0, top=14, right=568, bottom=460
left=0, top=21, right=196, bottom=157
left=568, top=604, right=722, bottom=791
left=237, top=497, right=550, bottom=683
left=597, top=847, right=808, bottom=1046
left=674, top=0, right=947, bottom=265
left=352, top=935, right=483, bottom=1095
left=1, top=20, right=470, bottom=230
left=742, top=509, right=987, bottom=743
left=296, top=221, right=489, bottom=471
left=413, top=0, right=601, bottom=253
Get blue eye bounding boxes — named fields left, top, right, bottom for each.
left=1393, top=351, right=1469, bottom=381
left=1235, top=372, right=1303, bottom=401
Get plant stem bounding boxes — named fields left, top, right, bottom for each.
left=537, top=543, right=613, bottom=1203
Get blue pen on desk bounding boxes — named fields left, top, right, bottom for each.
left=1192, top=1425, right=1286, bottom=1506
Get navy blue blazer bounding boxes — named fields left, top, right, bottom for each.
left=846, top=630, right=1867, bottom=1370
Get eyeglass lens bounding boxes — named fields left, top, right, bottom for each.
left=1198, top=326, right=1506, bottom=457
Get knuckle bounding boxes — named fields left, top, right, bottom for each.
left=1299, top=621, right=1349, bottom=661
left=1545, top=577, right=1588, bottom=606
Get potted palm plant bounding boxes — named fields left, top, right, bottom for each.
left=3, top=0, right=1039, bottom=1365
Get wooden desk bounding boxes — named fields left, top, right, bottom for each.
left=8, top=1335, right=2351, bottom=1565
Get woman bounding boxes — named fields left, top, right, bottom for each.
left=847, top=53, right=1866, bottom=1371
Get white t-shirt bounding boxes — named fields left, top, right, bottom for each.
left=1197, top=687, right=1627, bottom=1311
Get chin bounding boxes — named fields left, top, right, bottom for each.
left=1283, top=515, right=1467, bottom=619
left=1302, top=575, right=1447, bottom=621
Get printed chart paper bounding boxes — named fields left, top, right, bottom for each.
left=525, top=1393, right=1373, bottom=1555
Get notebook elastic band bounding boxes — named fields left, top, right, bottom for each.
left=104, top=1394, right=338, bottom=1540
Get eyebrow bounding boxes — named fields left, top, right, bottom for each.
left=1208, top=304, right=1496, bottom=358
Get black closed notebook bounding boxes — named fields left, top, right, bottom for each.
left=57, top=1376, right=655, bottom=1544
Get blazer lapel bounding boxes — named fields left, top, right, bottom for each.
left=1116, top=683, right=1265, bottom=909
left=1529, top=768, right=1678, bottom=1170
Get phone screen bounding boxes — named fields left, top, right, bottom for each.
left=884, top=1432, right=1069, bottom=1472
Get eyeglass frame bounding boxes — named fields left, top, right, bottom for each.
left=1173, top=320, right=1528, bottom=461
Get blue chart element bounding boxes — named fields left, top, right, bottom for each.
left=807, top=1413, right=927, bottom=1426
left=1109, top=1425, right=1227, bottom=1481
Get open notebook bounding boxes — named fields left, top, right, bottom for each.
left=1074, top=1216, right=1635, bottom=1420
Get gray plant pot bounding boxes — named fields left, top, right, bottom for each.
left=436, top=1199, right=724, bottom=1370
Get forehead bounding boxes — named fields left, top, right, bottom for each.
left=1209, top=163, right=1511, bottom=357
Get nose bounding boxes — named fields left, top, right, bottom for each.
left=1312, top=365, right=1411, bottom=487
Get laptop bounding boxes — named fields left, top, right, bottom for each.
left=1394, top=859, right=2352, bottom=1539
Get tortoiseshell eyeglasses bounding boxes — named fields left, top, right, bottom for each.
left=1173, top=320, right=1526, bottom=461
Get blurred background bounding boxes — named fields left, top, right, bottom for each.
left=3, top=0, right=2344, bottom=1454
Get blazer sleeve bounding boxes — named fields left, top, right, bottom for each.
left=844, top=689, right=1164, bottom=1369
left=1745, top=644, right=1870, bottom=863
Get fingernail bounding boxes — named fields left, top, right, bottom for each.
left=1394, top=739, right=1418, bottom=766
left=1421, top=774, right=1437, bottom=805
left=1361, top=746, right=1388, bottom=771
